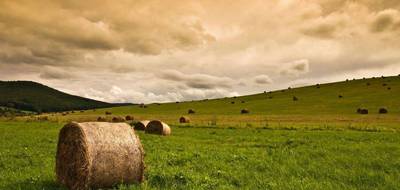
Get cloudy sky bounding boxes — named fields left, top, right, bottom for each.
left=1, top=0, right=400, bottom=103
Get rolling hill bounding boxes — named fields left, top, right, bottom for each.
left=101, top=75, right=400, bottom=116
left=0, top=81, right=127, bottom=113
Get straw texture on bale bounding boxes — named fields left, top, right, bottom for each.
left=134, top=120, right=150, bottom=131
left=179, top=116, right=190, bottom=123
left=56, top=122, right=144, bottom=190
left=145, top=120, right=171, bottom=136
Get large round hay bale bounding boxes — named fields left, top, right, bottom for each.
left=145, top=120, right=171, bottom=136
left=112, top=116, right=126, bottom=123
left=133, top=120, right=150, bottom=131
left=56, top=122, right=144, bottom=190
left=188, top=109, right=195, bottom=114
left=379, top=108, right=388, bottom=114
left=179, top=116, right=190, bottom=123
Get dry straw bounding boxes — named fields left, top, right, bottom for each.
left=56, top=122, right=144, bottom=190
left=145, top=120, right=171, bottom=136
left=134, top=120, right=150, bottom=131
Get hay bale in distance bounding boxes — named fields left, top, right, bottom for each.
left=379, top=108, right=388, bottom=114
left=179, top=116, right=190, bottom=123
left=133, top=120, right=150, bottom=131
left=105, top=111, right=112, bottom=115
left=97, top=117, right=107, bottom=122
left=293, top=96, right=298, bottom=101
left=125, top=115, right=134, bottom=121
left=112, top=116, right=126, bottom=123
left=188, top=109, right=195, bottom=114
left=231, top=101, right=235, bottom=104
left=56, top=122, right=144, bottom=189
left=357, top=108, right=368, bottom=114
left=145, top=120, right=171, bottom=136
left=338, top=95, right=343, bottom=98
left=241, top=109, right=250, bottom=114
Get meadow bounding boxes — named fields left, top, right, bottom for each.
left=0, top=121, right=399, bottom=190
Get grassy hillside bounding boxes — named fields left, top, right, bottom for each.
left=102, top=76, right=400, bottom=116
left=0, top=81, right=124, bottom=113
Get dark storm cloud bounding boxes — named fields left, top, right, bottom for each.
left=160, top=70, right=234, bottom=89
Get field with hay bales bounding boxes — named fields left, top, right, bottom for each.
left=1, top=76, right=400, bottom=189
left=1, top=121, right=399, bottom=190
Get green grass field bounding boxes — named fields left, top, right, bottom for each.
left=0, top=121, right=399, bottom=190
left=1, top=76, right=400, bottom=189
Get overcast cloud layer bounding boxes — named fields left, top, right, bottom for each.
left=1, top=0, right=400, bottom=103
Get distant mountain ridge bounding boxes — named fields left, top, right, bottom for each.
left=0, top=81, right=129, bottom=112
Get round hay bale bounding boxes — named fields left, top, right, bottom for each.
left=179, top=116, right=190, bottom=123
left=125, top=115, right=134, bottom=121
left=56, top=122, right=144, bottom=190
left=112, top=116, right=126, bottom=123
left=241, top=109, right=249, bottom=114
left=293, top=96, right=298, bottom=101
left=357, top=108, right=368, bottom=114
left=97, top=117, right=107, bottom=122
left=338, top=95, right=343, bottom=98
left=188, top=109, right=195, bottom=114
left=241, top=100, right=245, bottom=103
left=231, top=101, right=235, bottom=104
left=105, top=111, right=112, bottom=115
left=379, top=108, right=388, bottom=114
left=145, top=120, right=171, bottom=136
left=133, top=120, right=150, bottom=131
left=387, top=87, right=391, bottom=90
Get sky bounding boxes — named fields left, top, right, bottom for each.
left=1, top=0, right=400, bottom=103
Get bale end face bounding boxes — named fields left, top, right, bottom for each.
left=56, top=123, right=89, bottom=189
left=134, top=120, right=150, bottom=131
